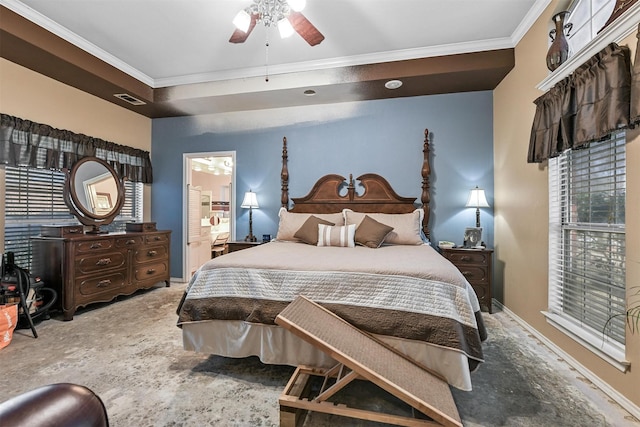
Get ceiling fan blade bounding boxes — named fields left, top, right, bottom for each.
left=229, top=13, right=258, bottom=44
left=288, top=11, right=324, bottom=46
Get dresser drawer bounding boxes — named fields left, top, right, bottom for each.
left=145, top=233, right=169, bottom=245
left=444, top=251, right=489, bottom=266
left=77, top=252, right=126, bottom=274
left=115, top=236, right=143, bottom=248
left=457, top=265, right=489, bottom=284
left=134, top=245, right=168, bottom=262
left=78, top=272, right=127, bottom=296
left=75, top=239, right=115, bottom=253
left=134, top=261, right=168, bottom=281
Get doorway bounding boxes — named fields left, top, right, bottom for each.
left=183, top=151, right=236, bottom=280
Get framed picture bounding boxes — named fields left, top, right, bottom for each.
left=463, top=227, right=482, bottom=248
left=93, top=192, right=113, bottom=215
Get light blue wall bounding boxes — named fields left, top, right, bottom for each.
left=152, top=91, right=494, bottom=278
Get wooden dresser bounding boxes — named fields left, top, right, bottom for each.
left=441, top=247, right=494, bottom=313
left=32, top=224, right=171, bottom=320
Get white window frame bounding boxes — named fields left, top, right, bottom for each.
left=544, top=133, right=629, bottom=372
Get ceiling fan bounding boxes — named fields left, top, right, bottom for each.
left=229, top=0, right=324, bottom=46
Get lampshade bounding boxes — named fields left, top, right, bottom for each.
left=241, top=191, right=259, bottom=209
left=465, top=186, right=489, bottom=208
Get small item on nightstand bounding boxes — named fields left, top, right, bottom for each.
left=438, top=241, right=456, bottom=249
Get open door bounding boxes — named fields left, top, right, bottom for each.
left=183, top=152, right=236, bottom=281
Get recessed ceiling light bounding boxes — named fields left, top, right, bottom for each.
left=303, top=89, right=316, bottom=96
left=384, top=80, right=403, bottom=90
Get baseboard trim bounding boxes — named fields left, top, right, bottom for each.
left=493, top=300, right=640, bottom=421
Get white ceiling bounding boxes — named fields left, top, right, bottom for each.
left=6, top=0, right=550, bottom=89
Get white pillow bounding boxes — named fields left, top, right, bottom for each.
left=275, top=207, right=345, bottom=242
left=317, top=224, right=356, bottom=247
left=343, top=209, right=424, bottom=245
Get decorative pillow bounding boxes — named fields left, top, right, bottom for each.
left=275, top=208, right=345, bottom=242
left=344, top=209, right=424, bottom=245
left=317, top=224, right=356, bottom=247
left=293, top=216, right=335, bottom=245
left=355, top=215, right=394, bottom=248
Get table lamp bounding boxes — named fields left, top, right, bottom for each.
left=241, top=190, right=259, bottom=242
left=465, top=186, right=489, bottom=228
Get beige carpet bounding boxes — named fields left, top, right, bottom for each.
left=1, top=282, right=638, bottom=427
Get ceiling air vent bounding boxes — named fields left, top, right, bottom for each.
left=114, top=93, right=146, bottom=106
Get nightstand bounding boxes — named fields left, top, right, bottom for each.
left=441, top=247, right=494, bottom=313
left=226, top=241, right=263, bottom=253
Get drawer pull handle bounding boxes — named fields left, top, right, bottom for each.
left=90, top=243, right=103, bottom=249
left=460, top=256, right=471, bottom=261
left=69, top=228, right=81, bottom=234
left=154, top=236, right=161, bottom=241
left=96, top=258, right=112, bottom=266
left=148, top=250, right=158, bottom=257
left=146, top=268, right=156, bottom=275
left=96, top=279, right=111, bottom=288
left=462, top=271, right=474, bottom=277
left=126, top=239, right=136, bottom=245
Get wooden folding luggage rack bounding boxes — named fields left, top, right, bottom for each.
left=275, top=296, right=462, bottom=427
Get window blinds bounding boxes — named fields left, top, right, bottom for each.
left=548, top=133, right=626, bottom=346
left=3, top=166, right=143, bottom=269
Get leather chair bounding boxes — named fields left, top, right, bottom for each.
left=0, top=383, right=109, bottom=427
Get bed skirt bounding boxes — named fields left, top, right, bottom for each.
left=181, top=320, right=474, bottom=391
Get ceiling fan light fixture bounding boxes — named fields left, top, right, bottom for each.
left=278, top=18, right=295, bottom=38
left=233, top=9, right=252, bottom=32
left=385, top=80, right=403, bottom=90
left=287, top=0, right=306, bottom=12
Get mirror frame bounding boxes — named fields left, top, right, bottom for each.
left=64, top=156, right=126, bottom=233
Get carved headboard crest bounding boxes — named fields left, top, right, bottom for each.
left=279, top=129, right=431, bottom=238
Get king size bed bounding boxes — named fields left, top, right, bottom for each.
left=177, top=129, right=487, bottom=392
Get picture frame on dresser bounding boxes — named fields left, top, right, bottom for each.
left=463, top=227, right=482, bottom=248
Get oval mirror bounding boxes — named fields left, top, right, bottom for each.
left=64, top=157, right=125, bottom=233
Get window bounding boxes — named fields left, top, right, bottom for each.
left=566, top=0, right=615, bottom=54
left=3, top=165, right=143, bottom=270
left=547, top=132, right=627, bottom=366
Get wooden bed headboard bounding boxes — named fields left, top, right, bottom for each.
left=280, top=129, right=431, bottom=238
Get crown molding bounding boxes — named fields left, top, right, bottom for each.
left=511, top=0, right=553, bottom=46
left=2, top=0, right=544, bottom=90
left=155, top=37, right=516, bottom=88
left=1, top=0, right=155, bottom=86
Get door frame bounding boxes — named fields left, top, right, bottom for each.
left=182, top=151, right=236, bottom=282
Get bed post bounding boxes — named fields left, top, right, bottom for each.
left=422, top=129, right=431, bottom=240
left=281, top=136, right=289, bottom=208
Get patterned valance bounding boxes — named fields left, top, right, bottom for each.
left=0, top=114, right=153, bottom=183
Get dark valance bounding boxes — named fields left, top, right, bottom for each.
left=528, top=43, right=633, bottom=163
left=0, top=114, right=153, bottom=183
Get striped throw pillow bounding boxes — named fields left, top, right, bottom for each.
left=317, top=224, right=356, bottom=247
